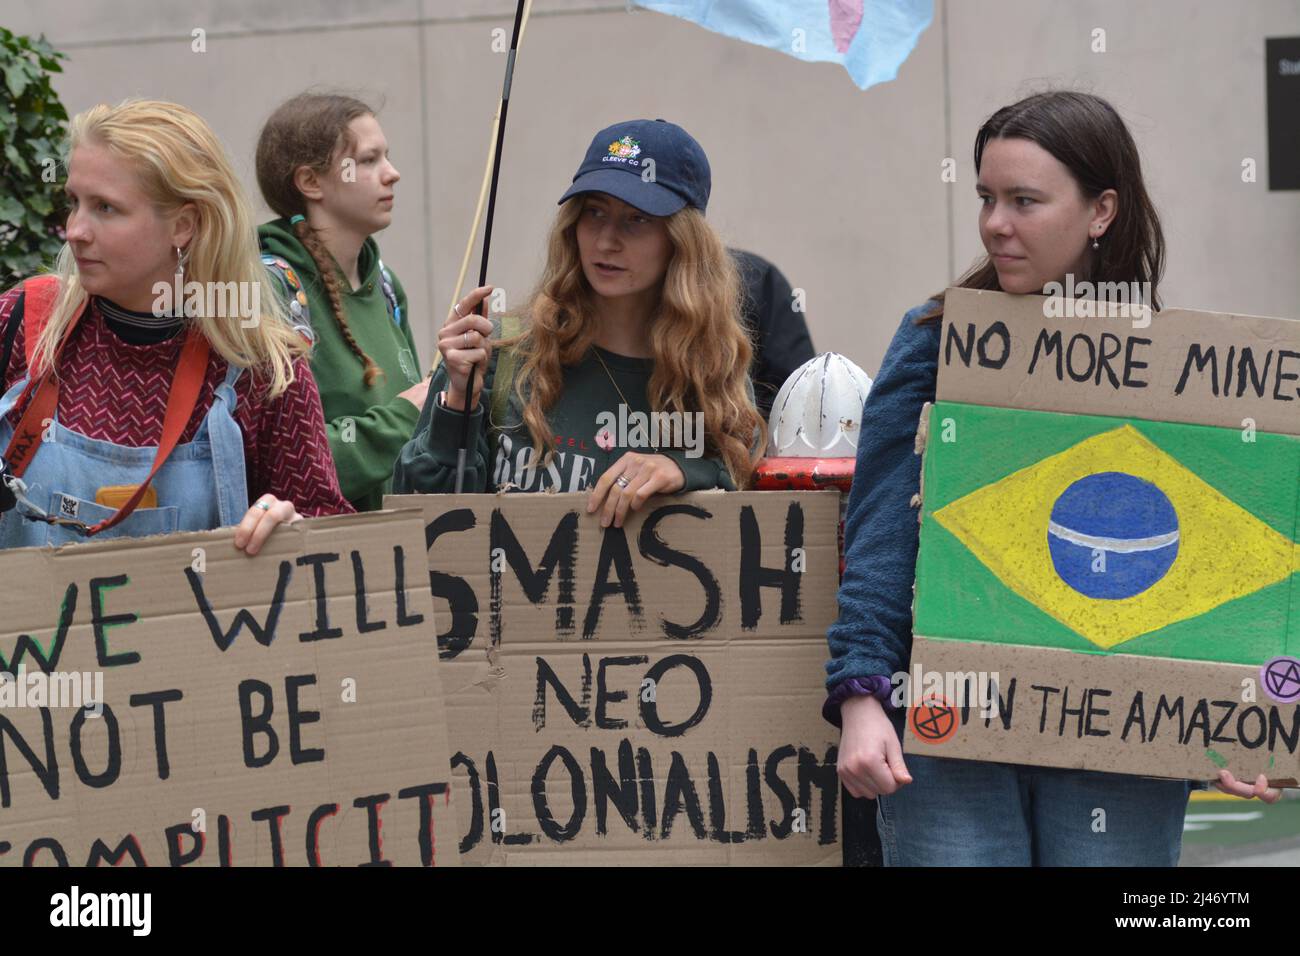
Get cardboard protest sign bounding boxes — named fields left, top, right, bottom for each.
left=908, top=288, right=1300, bottom=784
left=385, top=490, right=842, bottom=865
left=935, top=287, right=1300, bottom=434
left=0, top=511, right=458, bottom=866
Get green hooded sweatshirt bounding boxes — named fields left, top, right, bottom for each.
left=258, top=218, right=422, bottom=511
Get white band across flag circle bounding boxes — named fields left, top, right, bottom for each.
left=1047, top=521, right=1180, bottom=554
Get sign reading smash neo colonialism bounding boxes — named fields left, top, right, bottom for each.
left=909, top=288, right=1300, bottom=784
left=386, top=491, right=842, bottom=866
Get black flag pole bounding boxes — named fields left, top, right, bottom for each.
left=455, top=0, right=532, bottom=493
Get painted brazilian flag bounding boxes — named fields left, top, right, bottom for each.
left=915, top=402, right=1300, bottom=665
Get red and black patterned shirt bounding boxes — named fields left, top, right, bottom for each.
left=0, top=286, right=354, bottom=518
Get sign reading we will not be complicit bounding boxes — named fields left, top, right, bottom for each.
left=386, top=491, right=843, bottom=866
left=0, top=512, right=458, bottom=867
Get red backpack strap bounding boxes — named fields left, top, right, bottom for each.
left=21, top=275, right=61, bottom=371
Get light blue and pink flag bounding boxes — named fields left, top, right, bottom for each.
left=633, top=0, right=932, bottom=90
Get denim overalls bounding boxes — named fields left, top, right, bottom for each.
left=0, top=357, right=248, bottom=549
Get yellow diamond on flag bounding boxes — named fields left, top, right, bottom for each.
left=933, top=425, right=1299, bottom=649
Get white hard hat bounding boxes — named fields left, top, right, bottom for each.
left=766, top=353, right=873, bottom=457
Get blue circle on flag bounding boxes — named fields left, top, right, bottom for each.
left=1048, top=472, right=1179, bottom=599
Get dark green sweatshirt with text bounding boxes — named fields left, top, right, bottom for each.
left=391, top=340, right=735, bottom=495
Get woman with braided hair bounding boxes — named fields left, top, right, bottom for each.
left=256, top=92, right=428, bottom=511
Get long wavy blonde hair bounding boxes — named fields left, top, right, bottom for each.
left=33, top=99, right=305, bottom=396
left=506, top=199, right=765, bottom=489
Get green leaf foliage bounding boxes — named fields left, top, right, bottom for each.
left=0, top=31, right=68, bottom=289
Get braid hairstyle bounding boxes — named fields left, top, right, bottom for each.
left=292, top=215, right=383, bottom=387
left=255, top=91, right=384, bottom=387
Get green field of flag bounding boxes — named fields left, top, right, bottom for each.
left=914, top=402, right=1300, bottom=665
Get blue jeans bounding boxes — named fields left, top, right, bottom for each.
left=876, top=753, right=1191, bottom=866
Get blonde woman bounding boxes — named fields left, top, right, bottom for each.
left=392, top=120, right=764, bottom=527
left=0, top=99, right=352, bottom=554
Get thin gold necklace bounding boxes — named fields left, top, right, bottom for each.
left=591, top=346, right=659, bottom=454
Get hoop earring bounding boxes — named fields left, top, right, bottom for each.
left=175, top=247, right=187, bottom=318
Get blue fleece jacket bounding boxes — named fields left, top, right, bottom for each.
left=826, top=301, right=941, bottom=694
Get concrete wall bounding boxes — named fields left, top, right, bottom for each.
left=4, top=0, right=1298, bottom=377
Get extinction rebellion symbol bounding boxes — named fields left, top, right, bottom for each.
left=909, top=695, right=957, bottom=744
left=1261, top=656, right=1300, bottom=704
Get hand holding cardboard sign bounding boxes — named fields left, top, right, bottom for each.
left=233, top=495, right=301, bottom=556
left=587, top=452, right=685, bottom=529
left=1212, top=769, right=1282, bottom=803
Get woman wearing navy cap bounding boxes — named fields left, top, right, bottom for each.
left=392, top=119, right=764, bottom=528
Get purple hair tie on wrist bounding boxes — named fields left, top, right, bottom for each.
left=822, top=675, right=896, bottom=728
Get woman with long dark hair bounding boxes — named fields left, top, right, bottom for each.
left=826, top=91, right=1278, bottom=867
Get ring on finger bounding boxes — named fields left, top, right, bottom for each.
left=256, top=499, right=272, bottom=511
left=615, top=474, right=631, bottom=489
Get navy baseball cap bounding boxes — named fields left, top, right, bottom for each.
left=558, top=118, right=711, bottom=216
